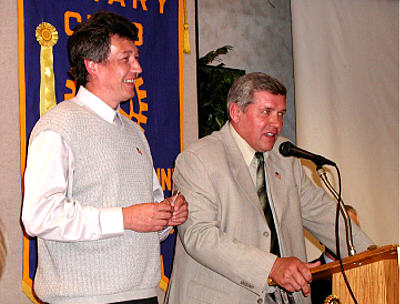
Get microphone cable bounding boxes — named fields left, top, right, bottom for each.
left=319, top=166, right=359, bottom=304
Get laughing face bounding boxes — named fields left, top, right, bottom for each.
left=230, top=90, right=286, bottom=152
left=86, top=35, right=142, bottom=109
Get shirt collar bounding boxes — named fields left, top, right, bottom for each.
left=229, top=122, right=269, bottom=167
left=73, top=86, right=121, bottom=124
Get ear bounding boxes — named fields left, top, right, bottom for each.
left=229, top=102, right=242, bottom=123
left=84, top=59, right=97, bottom=77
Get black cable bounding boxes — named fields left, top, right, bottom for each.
left=320, top=166, right=358, bottom=304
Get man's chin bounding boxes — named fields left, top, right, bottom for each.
left=260, top=140, right=277, bottom=152
left=122, top=94, right=135, bottom=102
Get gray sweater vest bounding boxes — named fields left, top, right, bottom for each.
left=29, top=101, right=161, bottom=303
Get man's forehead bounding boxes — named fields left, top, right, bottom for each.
left=253, top=91, right=286, bottom=105
left=109, top=35, right=139, bottom=53
left=253, top=90, right=285, bottom=98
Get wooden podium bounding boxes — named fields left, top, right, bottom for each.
left=311, top=245, right=399, bottom=303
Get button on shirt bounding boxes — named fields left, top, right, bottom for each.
left=22, top=86, right=164, bottom=241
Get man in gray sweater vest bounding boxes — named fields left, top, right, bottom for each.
left=21, top=11, right=188, bottom=304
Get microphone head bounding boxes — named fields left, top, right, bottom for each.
left=279, top=141, right=293, bottom=157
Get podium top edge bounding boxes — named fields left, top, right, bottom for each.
left=311, top=244, right=399, bottom=278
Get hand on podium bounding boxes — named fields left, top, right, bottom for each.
left=268, top=257, right=321, bottom=296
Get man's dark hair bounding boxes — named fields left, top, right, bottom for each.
left=67, top=10, right=138, bottom=87
left=226, top=72, right=287, bottom=120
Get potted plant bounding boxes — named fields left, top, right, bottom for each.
left=197, top=46, right=245, bottom=138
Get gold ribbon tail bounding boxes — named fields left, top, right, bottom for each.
left=39, top=46, right=57, bottom=116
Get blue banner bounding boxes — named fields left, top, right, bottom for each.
left=18, top=0, right=183, bottom=301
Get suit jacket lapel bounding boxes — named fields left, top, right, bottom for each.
left=218, top=123, right=265, bottom=218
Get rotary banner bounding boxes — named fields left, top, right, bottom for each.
left=18, top=0, right=183, bottom=302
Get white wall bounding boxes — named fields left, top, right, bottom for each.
left=291, top=0, right=398, bottom=259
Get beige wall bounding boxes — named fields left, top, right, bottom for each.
left=182, top=0, right=198, bottom=148
left=0, top=0, right=30, bottom=302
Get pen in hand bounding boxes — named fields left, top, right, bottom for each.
left=171, top=190, right=181, bottom=206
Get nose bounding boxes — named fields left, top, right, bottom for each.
left=269, top=113, right=282, bottom=128
left=132, top=58, right=142, bottom=75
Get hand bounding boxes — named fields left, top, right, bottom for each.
left=122, top=202, right=173, bottom=232
left=269, top=257, right=321, bottom=296
left=166, top=194, right=188, bottom=226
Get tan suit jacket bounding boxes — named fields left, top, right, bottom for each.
left=165, top=123, right=373, bottom=304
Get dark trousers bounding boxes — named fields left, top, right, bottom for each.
left=111, top=297, right=158, bottom=304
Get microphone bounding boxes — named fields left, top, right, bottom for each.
left=279, top=141, right=336, bottom=168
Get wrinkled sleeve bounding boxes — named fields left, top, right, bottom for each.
left=22, top=131, right=124, bottom=242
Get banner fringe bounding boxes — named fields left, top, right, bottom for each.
left=183, top=0, right=190, bottom=54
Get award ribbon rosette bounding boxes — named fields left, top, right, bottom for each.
left=35, top=22, right=58, bottom=116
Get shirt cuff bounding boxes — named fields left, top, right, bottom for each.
left=99, top=207, right=124, bottom=238
left=159, top=225, right=173, bottom=242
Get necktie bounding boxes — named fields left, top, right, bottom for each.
left=255, top=152, right=280, bottom=256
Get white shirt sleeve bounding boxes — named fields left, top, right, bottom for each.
left=151, top=169, right=173, bottom=241
left=21, top=130, right=124, bottom=242
left=152, top=169, right=164, bottom=203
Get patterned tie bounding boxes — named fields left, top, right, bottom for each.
left=255, top=152, right=280, bottom=256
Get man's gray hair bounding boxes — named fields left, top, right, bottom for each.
left=226, top=72, right=287, bottom=120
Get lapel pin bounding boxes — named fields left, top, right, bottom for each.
left=136, top=147, right=142, bottom=155
left=275, top=172, right=281, bottom=179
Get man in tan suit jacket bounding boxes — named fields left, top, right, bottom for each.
left=165, top=73, right=373, bottom=304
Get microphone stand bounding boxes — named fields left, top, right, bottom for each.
left=317, top=168, right=356, bottom=256
left=315, top=163, right=359, bottom=304
left=279, top=143, right=359, bottom=303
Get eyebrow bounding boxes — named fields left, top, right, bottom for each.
left=120, top=49, right=140, bottom=56
left=265, top=107, right=287, bottom=112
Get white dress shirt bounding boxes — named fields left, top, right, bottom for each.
left=22, top=87, right=164, bottom=242
left=229, top=123, right=270, bottom=186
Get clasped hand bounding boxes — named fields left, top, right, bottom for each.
left=122, top=195, right=188, bottom=232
